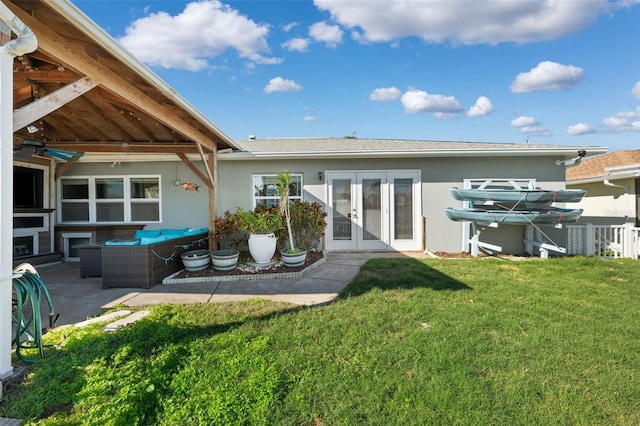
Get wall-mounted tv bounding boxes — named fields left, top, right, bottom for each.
left=14, top=166, right=44, bottom=209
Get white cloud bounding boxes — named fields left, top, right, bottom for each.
left=263, top=77, right=303, bottom=93
left=519, top=126, right=553, bottom=137
left=466, top=96, right=494, bottom=117
left=282, top=37, right=311, bottom=52
left=401, top=89, right=464, bottom=115
left=602, top=107, right=640, bottom=132
left=632, top=81, right=640, bottom=99
left=309, top=21, right=344, bottom=47
left=567, top=123, right=595, bottom=135
left=510, top=61, right=584, bottom=93
left=369, top=87, right=402, bottom=102
left=313, top=0, right=609, bottom=45
left=283, top=22, right=298, bottom=32
left=303, top=116, right=317, bottom=122
left=511, top=116, right=538, bottom=127
left=118, top=0, right=280, bottom=71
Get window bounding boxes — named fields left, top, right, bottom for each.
left=59, top=176, right=161, bottom=224
left=252, top=174, right=302, bottom=208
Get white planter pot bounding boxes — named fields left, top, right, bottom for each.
left=248, top=233, right=277, bottom=264
left=210, top=249, right=239, bottom=271
left=181, top=249, right=210, bottom=272
left=281, top=249, right=307, bottom=267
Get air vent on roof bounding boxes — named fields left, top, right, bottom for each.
left=248, top=135, right=256, bottom=140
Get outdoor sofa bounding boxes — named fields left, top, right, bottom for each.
left=81, top=228, right=209, bottom=289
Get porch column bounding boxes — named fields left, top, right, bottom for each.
left=0, top=3, right=38, bottom=378
left=0, top=22, right=12, bottom=378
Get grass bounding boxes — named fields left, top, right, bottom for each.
left=2, top=256, right=639, bottom=425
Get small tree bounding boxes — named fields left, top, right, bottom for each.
left=275, top=170, right=298, bottom=252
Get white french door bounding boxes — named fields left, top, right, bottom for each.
left=326, top=170, right=421, bottom=251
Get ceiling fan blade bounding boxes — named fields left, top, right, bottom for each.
left=43, top=148, right=83, bottom=162
left=13, top=147, right=36, bottom=161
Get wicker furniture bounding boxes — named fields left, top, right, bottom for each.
left=101, top=231, right=208, bottom=289
left=78, top=244, right=103, bottom=277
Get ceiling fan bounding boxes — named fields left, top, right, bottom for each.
left=14, top=139, right=83, bottom=162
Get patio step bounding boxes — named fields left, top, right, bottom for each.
left=0, top=417, right=23, bottom=425
left=103, top=310, right=150, bottom=332
left=74, top=310, right=132, bottom=328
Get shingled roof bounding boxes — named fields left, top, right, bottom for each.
left=229, top=137, right=607, bottom=159
left=566, top=150, right=640, bottom=182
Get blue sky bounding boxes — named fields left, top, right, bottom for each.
left=75, top=0, right=640, bottom=152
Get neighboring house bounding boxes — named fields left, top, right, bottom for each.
left=566, top=150, right=640, bottom=226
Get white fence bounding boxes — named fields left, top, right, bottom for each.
left=567, top=223, right=640, bottom=259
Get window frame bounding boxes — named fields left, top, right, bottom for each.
left=58, top=175, right=162, bottom=224
left=251, top=173, right=303, bottom=208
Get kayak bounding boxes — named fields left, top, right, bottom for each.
left=449, top=188, right=586, bottom=203
left=444, top=207, right=583, bottom=224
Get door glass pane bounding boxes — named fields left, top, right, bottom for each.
left=362, top=178, right=382, bottom=241
left=394, top=178, right=413, bottom=240
left=333, top=179, right=352, bottom=240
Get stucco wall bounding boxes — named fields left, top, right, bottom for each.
left=218, top=155, right=568, bottom=254
left=61, top=154, right=569, bottom=254
left=57, top=161, right=210, bottom=230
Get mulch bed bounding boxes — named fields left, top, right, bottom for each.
left=174, top=250, right=325, bottom=278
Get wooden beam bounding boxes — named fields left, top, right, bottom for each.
left=196, top=142, right=215, bottom=189
left=209, top=148, right=217, bottom=250
left=13, top=76, right=97, bottom=131
left=54, top=155, right=82, bottom=180
left=9, top=4, right=220, bottom=151
left=13, top=68, right=79, bottom=83
left=42, top=143, right=199, bottom=153
left=176, top=153, right=211, bottom=187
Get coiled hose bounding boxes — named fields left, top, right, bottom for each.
left=11, top=263, right=57, bottom=362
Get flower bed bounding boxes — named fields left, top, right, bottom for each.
left=172, top=250, right=324, bottom=279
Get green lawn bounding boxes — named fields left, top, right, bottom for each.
left=3, top=256, right=639, bottom=425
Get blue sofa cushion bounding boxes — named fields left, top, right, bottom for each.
left=105, top=239, right=140, bottom=246
left=135, top=229, right=162, bottom=239
left=185, top=227, right=208, bottom=235
left=140, top=235, right=167, bottom=245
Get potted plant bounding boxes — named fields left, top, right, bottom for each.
left=290, top=200, right=328, bottom=252
left=232, top=206, right=283, bottom=264
left=276, top=170, right=307, bottom=267
left=210, top=210, right=242, bottom=271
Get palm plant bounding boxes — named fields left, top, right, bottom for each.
left=276, top=170, right=298, bottom=253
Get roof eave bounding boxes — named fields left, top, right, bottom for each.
left=222, top=146, right=609, bottom=160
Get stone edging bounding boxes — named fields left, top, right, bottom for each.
left=162, top=253, right=327, bottom=284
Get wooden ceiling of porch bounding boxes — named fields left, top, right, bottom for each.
left=5, top=0, right=237, bottom=157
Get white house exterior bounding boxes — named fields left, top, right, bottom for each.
left=567, top=150, right=640, bottom=226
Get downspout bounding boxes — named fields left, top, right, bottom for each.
left=0, top=0, right=38, bottom=379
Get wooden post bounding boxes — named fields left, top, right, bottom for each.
left=208, top=147, right=217, bottom=251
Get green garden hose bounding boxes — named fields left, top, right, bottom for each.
left=11, top=264, right=57, bottom=362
